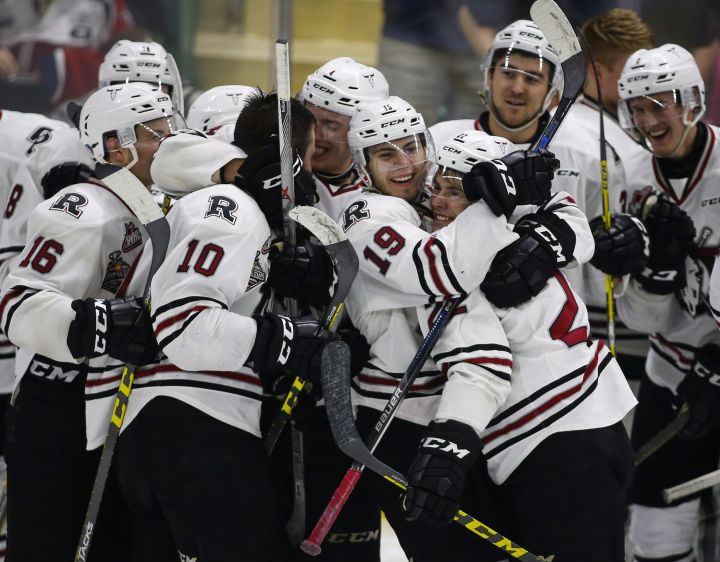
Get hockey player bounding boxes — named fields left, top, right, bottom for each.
left=429, top=19, right=562, bottom=150
left=0, top=82, right=174, bottom=562
left=338, top=96, right=591, bottom=560
left=302, top=57, right=389, bottom=221
left=610, top=44, right=720, bottom=562
left=550, top=9, right=655, bottom=378
left=407, top=130, right=636, bottom=560
left=185, top=84, right=255, bottom=142
left=0, top=109, right=93, bottom=475
left=112, top=91, right=333, bottom=562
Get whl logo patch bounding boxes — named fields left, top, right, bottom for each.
left=122, top=221, right=142, bottom=252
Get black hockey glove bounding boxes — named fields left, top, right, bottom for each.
left=268, top=241, right=334, bottom=308
left=480, top=211, right=575, bottom=308
left=629, top=188, right=696, bottom=294
left=462, top=149, right=558, bottom=218
left=677, top=343, right=720, bottom=440
left=233, top=138, right=318, bottom=230
left=589, top=213, right=649, bottom=276
left=405, top=420, right=482, bottom=525
left=252, top=313, right=335, bottom=395
left=67, top=297, right=160, bottom=365
left=41, top=162, right=94, bottom=200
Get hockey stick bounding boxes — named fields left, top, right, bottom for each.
left=581, top=30, right=616, bottom=356
left=664, top=469, right=720, bottom=504
left=273, top=206, right=359, bottom=544
left=300, top=296, right=462, bottom=555
left=634, top=403, right=689, bottom=466
left=302, top=0, right=584, bottom=555
left=75, top=165, right=170, bottom=562
left=264, top=207, right=358, bottom=451
left=319, top=338, right=547, bottom=561
left=529, top=0, right=585, bottom=152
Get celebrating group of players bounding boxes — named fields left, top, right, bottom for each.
left=0, top=5, right=719, bottom=562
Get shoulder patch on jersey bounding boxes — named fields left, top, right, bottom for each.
left=342, top=199, right=370, bottom=231
left=50, top=192, right=88, bottom=218
left=102, top=250, right=131, bottom=294
left=25, top=126, right=53, bottom=156
left=204, top=195, right=238, bottom=225
left=122, top=222, right=142, bottom=253
left=246, top=250, right=268, bottom=291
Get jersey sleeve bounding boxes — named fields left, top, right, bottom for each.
left=150, top=189, right=270, bottom=373
left=0, top=199, right=113, bottom=363
left=418, top=291, right=512, bottom=434
left=341, top=194, right=518, bottom=312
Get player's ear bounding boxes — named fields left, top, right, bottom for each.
left=104, top=135, right=129, bottom=166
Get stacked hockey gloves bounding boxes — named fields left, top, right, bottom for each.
left=267, top=241, right=334, bottom=309
left=481, top=210, right=576, bottom=307
left=252, top=312, right=336, bottom=397
left=462, top=148, right=559, bottom=218
left=67, top=296, right=158, bottom=365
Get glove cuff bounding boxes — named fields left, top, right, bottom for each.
left=514, top=211, right=575, bottom=267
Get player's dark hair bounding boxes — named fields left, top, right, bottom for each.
left=233, top=88, right=315, bottom=157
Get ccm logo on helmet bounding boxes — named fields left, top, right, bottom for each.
left=519, top=30, right=543, bottom=41
left=381, top=118, right=405, bottom=128
left=312, top=83, right=335, bottom=95
left=627, top=74, right=649, bottom=82
left=420, top=437, right=471, bottom=459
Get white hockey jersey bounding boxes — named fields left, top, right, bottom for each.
left=550, top=96, right=651, bottom=357
left=617, top=124, right=720, bottom=392
left=0, top=110, right=93, bottom=393
left=0, top=154, right=35, bottom=393
left=0, top=180, right=146, bottom=398
left=313, top=172, right=367, bottom=224
left=87, top=183, right=271, bottom=449
left=341, top=186, right=594, bottom=426
left=420, top=272, right=636, bottom=484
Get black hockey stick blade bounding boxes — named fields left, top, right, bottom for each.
left=320, top=341, right=548, bottom=561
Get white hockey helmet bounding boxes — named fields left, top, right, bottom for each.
left=79, top=82, right=174, bottom=168
left=348, top=96, right=434, bottom=194
left=186, top=85, right=255, bottom=133
left=435, top=130, right=518, bottom=175
left=617, top=44, right=706, bottom=136
left=302, top=57, right=389, bottom=116
left=483, top=19, right=563, bottom=131
left=98, top=40, right=184, bottom=114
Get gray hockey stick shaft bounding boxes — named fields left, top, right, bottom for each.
left=664, top=469, right=720, bottom=504
left=76, top=166, right=170, bottom=562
